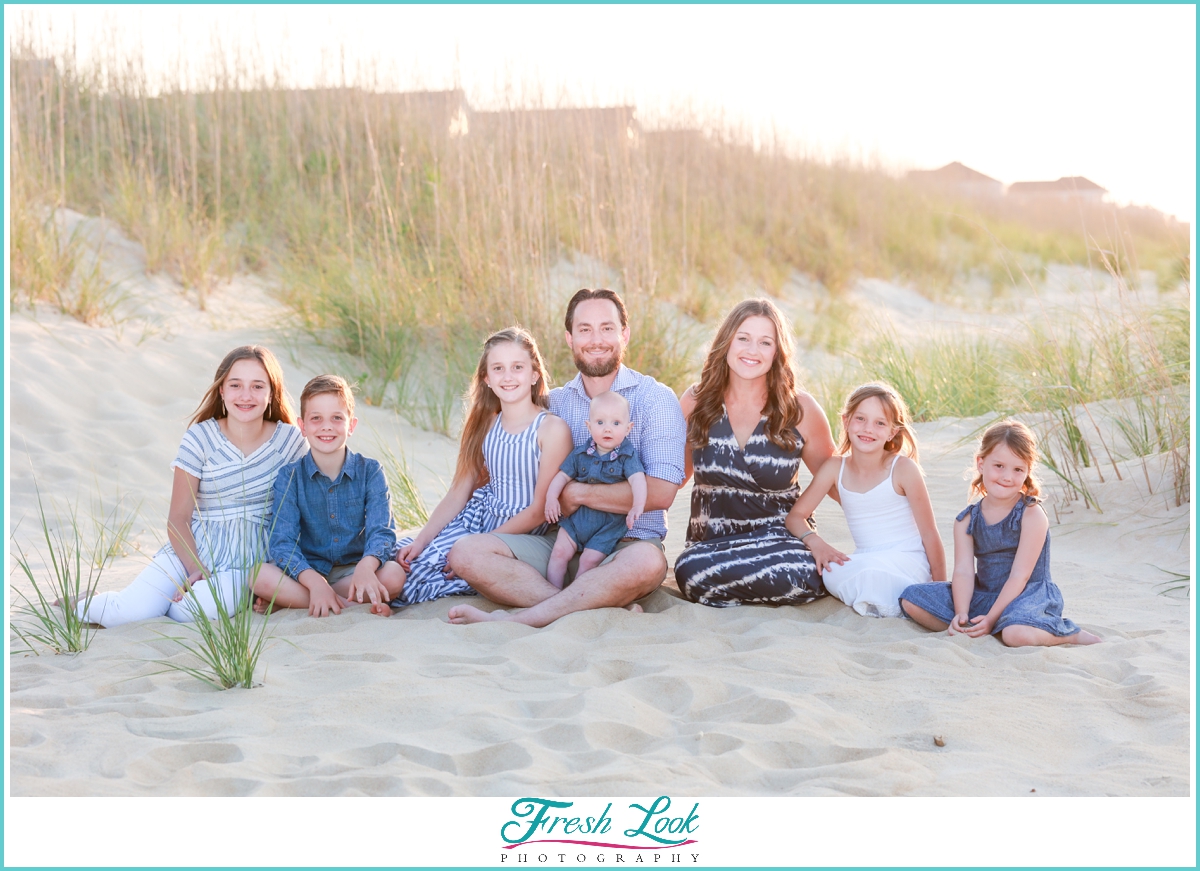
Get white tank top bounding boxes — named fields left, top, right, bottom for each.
left=838, top=456, right=923, bottom=551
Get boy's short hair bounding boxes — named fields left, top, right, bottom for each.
left=300, top=374, right=355, bottom=418
left=589, top=390, right=630, bottom=417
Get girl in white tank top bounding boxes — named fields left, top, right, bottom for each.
left=783, top=383, right=946, bottom=617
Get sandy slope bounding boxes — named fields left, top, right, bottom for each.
left=6, top=216, right=1192, bottom=799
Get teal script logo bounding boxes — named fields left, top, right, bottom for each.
left=501, top=796, right=699, bottom=850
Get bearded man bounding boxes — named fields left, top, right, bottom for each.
left=447, top=288, right=686, bottom=627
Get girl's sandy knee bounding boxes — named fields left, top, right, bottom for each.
left=1000, top=625, right=1040, bottom=647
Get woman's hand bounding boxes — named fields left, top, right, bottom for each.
left=805, top=534, right=849, bottom=575
left=394, top=542, right=424, bottom=570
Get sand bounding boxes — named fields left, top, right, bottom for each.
left=4, top=213, right=1194, bottom=864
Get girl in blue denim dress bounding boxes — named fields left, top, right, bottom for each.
left=900, top=420, right=1102, bottom=647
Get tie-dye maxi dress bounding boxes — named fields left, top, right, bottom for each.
left=673, top=411, right=825, bottom=607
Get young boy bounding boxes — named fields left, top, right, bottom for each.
left=254, top=375, right=405, bottom=617
left=543, top=391, right=647, bottom=589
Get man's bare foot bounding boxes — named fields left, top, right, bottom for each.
left=1071, top=630, right=1103, bottom=645
left=447, top=604, right=510, bottom=624
left=624, top=603, right=644, bottom=614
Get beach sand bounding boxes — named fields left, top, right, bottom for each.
left=7, top=215, right=1192, bottom=808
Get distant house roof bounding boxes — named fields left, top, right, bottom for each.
left=906, top=161, right=1000, bottom=185
left=1008, top=176, right=1107, bottom=194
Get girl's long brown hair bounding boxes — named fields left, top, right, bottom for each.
left=190, top=345, right=294, bottom=426
left=971, top=419, right=1042, bottom=499
left=454, top=327, right=551, bottom=488
left=837, top=382, right=920, bottom=464
left=687, top=298, right=801, bottom=451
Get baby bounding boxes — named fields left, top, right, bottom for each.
left=544, top=391, right=647, bottom=589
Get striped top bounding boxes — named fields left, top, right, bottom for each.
left=472, top=411, right=547, bottom=521
left=168, top=418, right=309, bottom=570
left=687, top=410, right=805, bottom=543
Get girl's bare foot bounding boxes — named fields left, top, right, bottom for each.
left=447, top=604, right=509, bottom=624
left=1071, top=630, right=1103, bottom=645
left=369, top=601, right=392, bottom=617
left=253, top=596, right=277, bottom=615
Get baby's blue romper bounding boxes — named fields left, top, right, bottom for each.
left=559, top=437, right=645, bottom=556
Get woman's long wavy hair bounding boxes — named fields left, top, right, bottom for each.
left=837, top=382, right=920, bottom=464
left=189, top=345, right=295, bottom=426
left=454, top=326, right=552, bottom=488
left=971, top=419, right=1042, bottom=500
left=687, top=298, right=802, bottom=452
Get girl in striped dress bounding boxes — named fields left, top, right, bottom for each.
left=392, top=327, right=572, bottom=606
left=674, top=299, right=841, bottom=607
left=74, top=346, right=308, bottom=626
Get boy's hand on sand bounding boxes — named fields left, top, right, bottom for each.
left=394, top=542, right=423, bottom=570
left=308, top=582, right=345, bottom=618
left=545, top=497, right=561, bottom=523
left=807, top=535, right=849, bottom=575
left=347, top=572, right=388, bottom=612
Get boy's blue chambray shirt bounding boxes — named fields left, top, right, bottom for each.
left=268, top=449, right=397, bottom=578
left=550, top=365, right=685, bottom=540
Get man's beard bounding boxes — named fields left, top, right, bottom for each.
left=573, top=344, right=623, bottom=378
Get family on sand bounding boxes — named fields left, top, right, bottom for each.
left=73, top=289, right=1100, bottom=648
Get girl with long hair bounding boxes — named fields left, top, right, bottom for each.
left=674, top=299, right=840, bottom=607
left=391, top=326, right=572, bottom=605
left=73, top=345, right=308, bottom=626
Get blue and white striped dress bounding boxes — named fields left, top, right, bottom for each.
left=394, top=411, right=548, bottom=606
left=77, top=418, right=308, bottom=626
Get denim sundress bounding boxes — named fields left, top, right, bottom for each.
left=899, top=496, right=1080, bottom=637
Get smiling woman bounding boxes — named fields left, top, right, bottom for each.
left=70, top=345, right=308, bottom=627
left=674, top=299, right=840, bottom=607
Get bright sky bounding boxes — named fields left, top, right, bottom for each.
left=9, top=5, right=1197, bottom=221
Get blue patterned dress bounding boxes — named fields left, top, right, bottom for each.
left=393, top=412, right=548, bottom=606
left=674, top=411, right=824, bottom=607
left=899, top=496, right=1080, bottom=636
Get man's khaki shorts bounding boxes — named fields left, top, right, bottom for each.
left=492, top=530, right=665, bottom=586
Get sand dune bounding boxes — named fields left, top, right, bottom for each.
left=6, top=215, right=1193, bottom=859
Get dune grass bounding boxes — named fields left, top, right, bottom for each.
left=10, top=485, right=137, bottom=655
left=9, top=21, right=1188, bottom=401
left=9, top=17, right=1190, bottom=512
left=146, top=569, right=277, bottom=690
